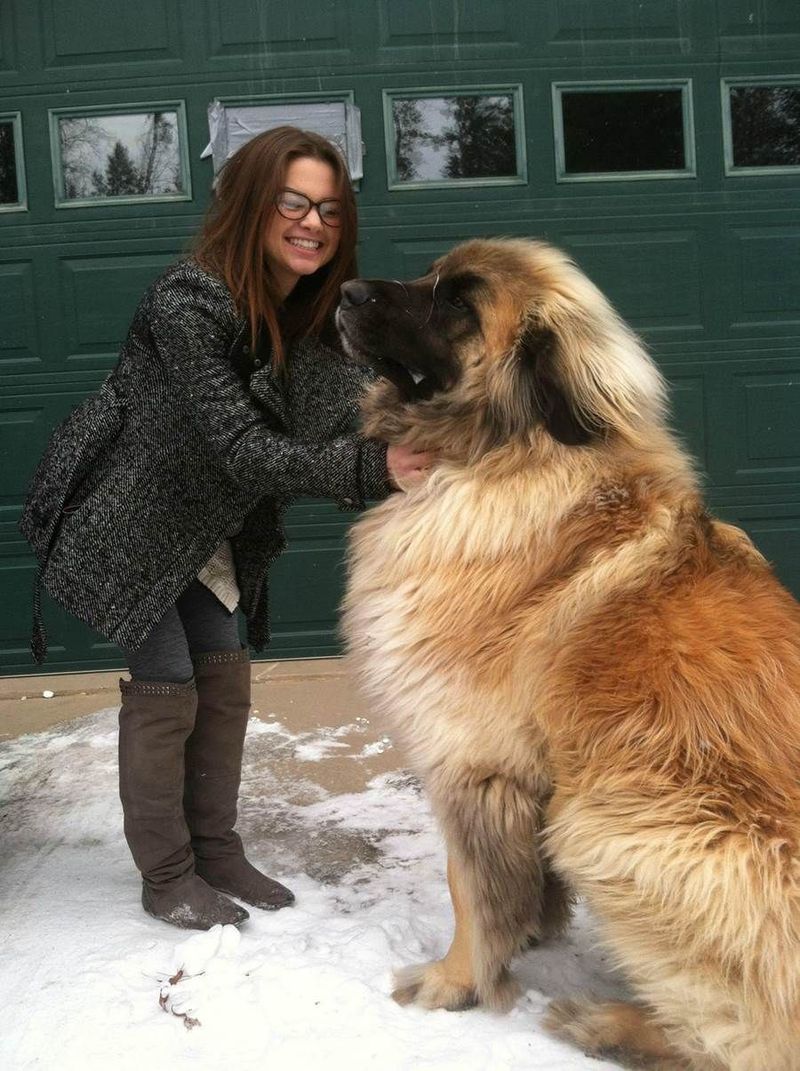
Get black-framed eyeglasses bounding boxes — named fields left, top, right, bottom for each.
left=275, top=187, right=343, bottom=227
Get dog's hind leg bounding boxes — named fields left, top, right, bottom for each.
left=393, top=773, right=569, bottom=1012
left=544, top=999, right=717, bottom=1070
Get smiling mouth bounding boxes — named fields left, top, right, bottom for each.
left=286, top=237, right=322, bottom=251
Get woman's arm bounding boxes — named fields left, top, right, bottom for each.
left=147, top=265, right=390, bottom=507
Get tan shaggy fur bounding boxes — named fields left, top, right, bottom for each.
left=339, top=238, right=800, bottom=1070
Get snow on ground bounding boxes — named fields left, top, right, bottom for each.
left=0, top=707, right=628, bottom=1071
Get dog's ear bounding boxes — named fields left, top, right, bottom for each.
left=516, top=323, right=598, bottom=446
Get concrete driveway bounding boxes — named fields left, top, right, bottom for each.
left=0, top=657, right=405, bottom=796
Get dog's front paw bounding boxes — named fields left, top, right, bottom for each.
left=392, top=961, right=478, bottom=1011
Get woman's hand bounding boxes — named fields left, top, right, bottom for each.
left=386, top=444, right=436, bottom=490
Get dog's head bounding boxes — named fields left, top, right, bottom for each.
left=336, top=238, right=667, bottom=454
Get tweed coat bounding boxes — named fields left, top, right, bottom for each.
left=19, top=257, right=389, bottom=662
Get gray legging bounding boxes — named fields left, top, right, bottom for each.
left=122, top=580, right=242, bottom=684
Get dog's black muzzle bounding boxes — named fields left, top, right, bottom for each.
left=339, top=279, right=378, bottom=308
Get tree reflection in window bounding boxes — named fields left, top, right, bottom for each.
left=561, top=89, right=686, bottom=174
left=392, top=93, right=517, bottom=183
left=730, top=85, right=800, bottom=169
left=57, top=111, right=185, bottom=200
left=0, top=120, right=20, bottom=204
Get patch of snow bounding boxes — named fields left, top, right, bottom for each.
left=356, top=737, right=393, bottom=758
left=0, top=706, right=627, bottom=1071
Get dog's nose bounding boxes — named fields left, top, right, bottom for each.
left=340, top=280, right=375, bottom=307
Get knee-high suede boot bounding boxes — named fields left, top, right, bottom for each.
left=118, top=678, right=249, bottom=929
left=185, top=650, right=295, bottom=910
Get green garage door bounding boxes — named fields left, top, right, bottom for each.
left=2, top=1, right=799, bottom=674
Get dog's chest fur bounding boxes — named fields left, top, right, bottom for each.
left=342, top=468, right=575, bottom=776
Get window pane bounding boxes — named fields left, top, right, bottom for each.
left=561, top=89, right=686, bottom=174
left=730, top=85, right=800, bottom=168
left=392, top=94, right=517, bottom=183
left=0, top=121, right=20, bottom=204
left=57, top=111, right=186, bottom=201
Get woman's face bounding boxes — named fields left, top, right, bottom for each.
left=264, top=156, right=343, bottom=299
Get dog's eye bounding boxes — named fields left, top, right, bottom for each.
left=447, top=296, right=469, bottom=311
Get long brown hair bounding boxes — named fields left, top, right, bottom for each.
left=193, top=126, right=357, bottom=368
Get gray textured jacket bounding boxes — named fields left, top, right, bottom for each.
left=20, top=257, right=389, bottom=661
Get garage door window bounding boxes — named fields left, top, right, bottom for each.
left=553, top=82, right=695, bottom=182
left=724, top=81, right=800, bottom=174
left=0, top=114, right=26, bottom=211
left=384, top=86, right=526, bottom=189
left=50, top=103, right=191, bottom=207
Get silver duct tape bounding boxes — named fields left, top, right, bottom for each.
left=201, top=99, right=363, bottom=181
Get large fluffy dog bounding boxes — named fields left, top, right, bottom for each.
left=336, top=238, right=800, bottom=1070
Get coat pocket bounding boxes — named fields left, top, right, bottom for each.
left=19, top=379, right=124, bottom=565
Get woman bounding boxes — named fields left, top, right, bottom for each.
left=20, top=126, right=430, bottom=930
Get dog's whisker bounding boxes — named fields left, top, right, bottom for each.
left=390, top=280, right=416, bottom=319
left=421, top=272, right=440, bottom=327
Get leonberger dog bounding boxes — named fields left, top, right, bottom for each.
left=336, top=238, right=800, bottom=1070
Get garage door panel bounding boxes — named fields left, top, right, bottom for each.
left=712, top=505, right=800, bottom=597
left=270, top=539, right=344, bottom=625
left=719, top=0, right=800, bottom=56
left=665, top=374, right=708, bottom=471
left=660, top=364, right=800, bottom=494
left=744, top=517, right=800, bottom=595
left=563, top=229, right=705, bottom=337
left=377, top=0, right=524, bottom=58
left=540, top=0, right=704, bottom=56
left=370, top=219, right=567, bottom=281
left=269, top=543, right=349, bottom=658
left=57, top=251, right=180, bottom=366
left=41, top=0, right=183, bottom=72
left=266, top=500, right=356, bottom=658
left=725, top=225, right=800, bottom=334
left=0, top=1, right=18, bottom=78
left=368, top=228, right=512, bottom=279
left=0, top=387, right=105, bottom=521
left=0, top=555, right=57, bottom=665
left=0, top=401, right=49, bottom=513
left=207, top=0, right=354, bottom=66
left=392, top=237, right=475, bottom=279
left=281, top=499, right=360, bottom=541
left=741, top=374, right=800, bottom=464
left=0, top=260, right=40, bottom=369
left=705, top=358, right=800, bottom=486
